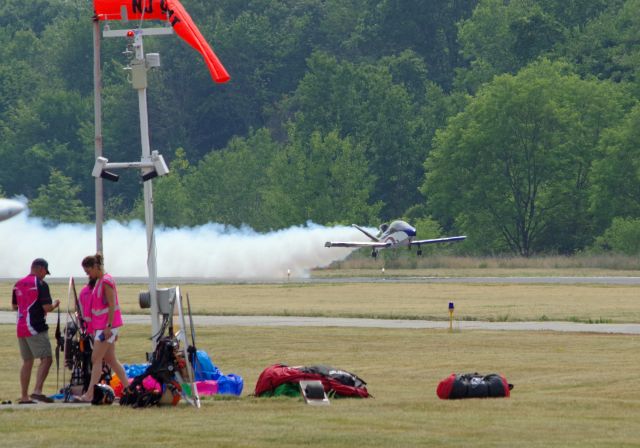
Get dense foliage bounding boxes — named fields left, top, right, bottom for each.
left=1, top=0, right=640, bottom=255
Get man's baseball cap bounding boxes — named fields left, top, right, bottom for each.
left=31, top=258, right=51, bottom=275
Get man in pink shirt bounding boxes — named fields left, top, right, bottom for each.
left=12, top=258, right=60, bottom=404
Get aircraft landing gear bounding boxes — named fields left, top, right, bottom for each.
left=371, top=249, right=377, bottom=258
left=417, top=246, right=422, bottom=256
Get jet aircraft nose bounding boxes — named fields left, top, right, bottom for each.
left=0, top=199, right=26, bottom=222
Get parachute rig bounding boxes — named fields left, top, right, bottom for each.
left=122, top=286, right=201, bottom=408
left=57, top=277, right=112, bottom=401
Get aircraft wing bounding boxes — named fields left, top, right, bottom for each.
left=409, top=236, right=467, bottom=246
left=324, top=241, right=392, bottom=248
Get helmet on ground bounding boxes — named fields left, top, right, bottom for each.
left=92, top=384, right=115, bottom=405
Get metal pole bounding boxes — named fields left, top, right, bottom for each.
left=100, top=27, right=173, bottom=350
left=132, top=31, right=161, bottom=342
left=93, top=19, right=104, bottom=254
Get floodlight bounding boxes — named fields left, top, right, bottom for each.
left=152, top=151, right=169, bottom=176
left=141, top=169, right=158, bottom=182
left=141, top=151, right=169, bottom=182
left=92, top=156, right=120, bottom=182
left=92, top=157, right=107, bottom=177
left=101, top=171, right=120, bottom=182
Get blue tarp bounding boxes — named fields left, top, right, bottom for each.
left=193, top=350, right=221, bottom=380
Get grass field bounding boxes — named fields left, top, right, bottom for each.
left=3, top=277, right=638, bottom=323
left=1, top=272, right=639, bottom=447
left=0, top=324, right=638, bottom=447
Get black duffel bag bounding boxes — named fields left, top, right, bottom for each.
left=437, top=373, right=513, bottom=399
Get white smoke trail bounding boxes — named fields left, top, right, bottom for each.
left=0, top=211, right=365, bottom=279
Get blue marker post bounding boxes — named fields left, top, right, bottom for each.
left=448, top=301, right=455, bottom=333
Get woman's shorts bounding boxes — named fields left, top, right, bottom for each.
left=95, top=328, right=120, bottom=344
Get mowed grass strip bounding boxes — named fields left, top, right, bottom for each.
left=4, top=281, right=636, bottom=323
left=0, top=324, right=638, bottom=447
left=327, top=253, right=640, bottom=272
left=2, top=280, right=639, bottom=323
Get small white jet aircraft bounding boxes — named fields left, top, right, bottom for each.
left=325, top=220, right=466, bottom=257
left=0, top=198, right=25, bottom=222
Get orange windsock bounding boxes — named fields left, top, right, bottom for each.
left=165, top=0, right=230, bottom=83
left=93, top=0, right=230, bottom=83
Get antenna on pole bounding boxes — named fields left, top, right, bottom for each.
left=93, top=18, right=104, bottom=254
left=95, top=22, right=174, bottom=351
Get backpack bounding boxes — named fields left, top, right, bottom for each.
left=437, top=373, right=513, bottom=399
left=120, top=336, right=184, bottom=408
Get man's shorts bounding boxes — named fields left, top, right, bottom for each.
left=18, top=331, right=52, bottom=361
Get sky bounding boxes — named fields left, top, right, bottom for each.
left=0, top=210, right=364, bottom=280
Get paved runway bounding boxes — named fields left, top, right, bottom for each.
left=0, top=311, right=638, bottom=334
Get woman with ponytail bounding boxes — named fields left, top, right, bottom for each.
left=77, top=253, right=129, bottom=402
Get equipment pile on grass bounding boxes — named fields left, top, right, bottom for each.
left=254, top=364, right=369, bottom=398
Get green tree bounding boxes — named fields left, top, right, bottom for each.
left=590, top=103, right=640, bottom=230
left=536, top=0, right=621, bottom=29
left=0, top=29, right=46, bottom=122
left=456, top=0, right=565, bottom=93
left=40, top=12, right=94, bottom=96
left=346, top=0, right=478, bottom=90
left=557, top=0, right=640, bottom=86
left=185, top=128, right=279, bottom=229
left=424, top=60, right=629, bottom=255
left=0, top=0, right=69, bottom=35
left=593, top=217, right=640, bottom=255
left=262, top=129, right=380, bottom=228
left=29, top=168, right=91, bottom=223
left=0, top=88, right=92, bottom=200
left=284, top=51, right=440, bottom=219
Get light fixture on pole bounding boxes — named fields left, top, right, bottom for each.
left=91, top=151, right=170, bottom=182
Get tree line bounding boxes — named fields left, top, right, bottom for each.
left=0, top=0, right=639, bottom=256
